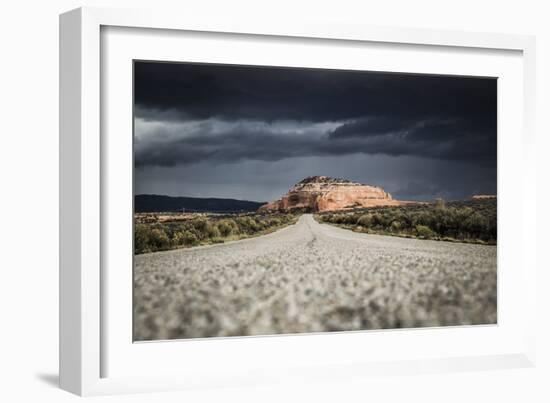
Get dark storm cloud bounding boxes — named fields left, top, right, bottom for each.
left=329, top=116, right=496, bottom=164
left=135, top=115, right=495, bottom=168
left=134, top=61, right=496, bottom=168
left=134, top=62, right=496, bottom=123
left=134, top=119, right=337, bottom=167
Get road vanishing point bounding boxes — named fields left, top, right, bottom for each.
left=134, top=214, right=497, bottom=341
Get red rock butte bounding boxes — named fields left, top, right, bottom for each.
left=259, top=176, right=413, bottom=213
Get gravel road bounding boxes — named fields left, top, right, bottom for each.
left=134, top=214, right=497, bottom=341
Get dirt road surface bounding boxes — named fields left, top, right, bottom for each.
left=134, top=214, right=497, bottom=340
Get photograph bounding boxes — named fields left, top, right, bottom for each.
left=132, top=61, right=497, bottom=341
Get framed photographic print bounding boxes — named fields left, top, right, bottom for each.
left=60, top=7, right=537, bottom=396
left=132, top=61, right=499, bottom=341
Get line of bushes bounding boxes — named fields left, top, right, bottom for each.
left=317, top=199, right=496, bottom=244
left=135, top=213, right=297, bottom=254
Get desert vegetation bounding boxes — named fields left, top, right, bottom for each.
left=316, top=199, right=496, bottom=244
left=134, top=212, right=298, bottom=254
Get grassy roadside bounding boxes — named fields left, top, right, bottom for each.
left=135, top=212, right=298, bottom=254
left=315, top=199, right=496, bottom=245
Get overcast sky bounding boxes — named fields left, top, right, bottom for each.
left=134, top=61, right=497, bottom=202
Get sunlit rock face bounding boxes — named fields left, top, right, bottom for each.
left=259, top=176, right=407, bottom=212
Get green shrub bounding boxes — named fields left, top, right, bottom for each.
left=192, top=218, right=208, bottom=232
left=390, top=220, right=402, bottom=233
left=191, top=219, right=209, bottom=239
left=356, top=214, right=373, bottom=227
left=344, top=214, right=357, bottom=225
left=135, top=224, right=152, bottom=254
left=173, top=230, right=199, bottom=246
left=206, top=223, right=221, bottom=238
left=331, top=214, right=346, bottom=224
left=435, top=198, right=446, bottom=210
left=150, top=228, right=170, bottom=250
left=235, top=216, right=259, bottom=232
left=415, top=225, right=436, bottom=239
left=463, top=212, right=488, bottom=238
left=217, top=220, right=234, bottom=237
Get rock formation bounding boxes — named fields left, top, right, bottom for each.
left=259, top=176, right=409, bottom=213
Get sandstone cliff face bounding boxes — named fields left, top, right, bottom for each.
left=259, top=176, right=406, bottom=213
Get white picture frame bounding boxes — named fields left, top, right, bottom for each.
left=59, top=6, right=537, bottom=396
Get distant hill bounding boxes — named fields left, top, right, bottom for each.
left=135, top=194, right=264, bottom=213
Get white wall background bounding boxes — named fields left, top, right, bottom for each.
left=0, top=0, right=548, bottom=401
